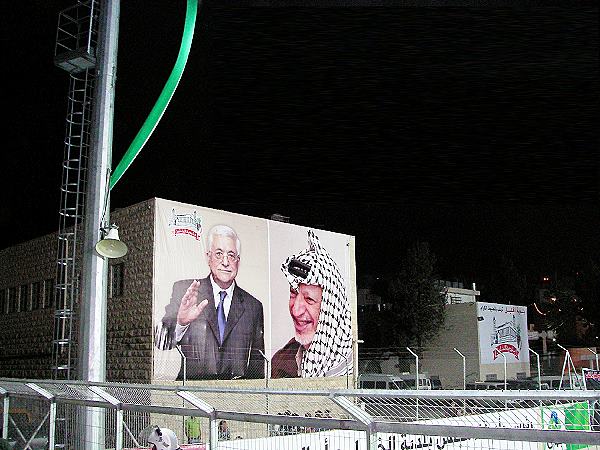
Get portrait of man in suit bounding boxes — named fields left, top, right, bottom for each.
left=156, top=224, right=265, bottom=380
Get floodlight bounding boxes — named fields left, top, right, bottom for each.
left=95, top=224, right=128, bottom=258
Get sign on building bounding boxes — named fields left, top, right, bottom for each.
left=151, top=198, right=357, bottom=381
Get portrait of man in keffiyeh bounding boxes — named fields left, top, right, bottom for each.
left=271, top=229, right=353, bottom=378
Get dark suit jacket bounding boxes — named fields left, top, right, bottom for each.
left=160, top=276, right=265, bottom=380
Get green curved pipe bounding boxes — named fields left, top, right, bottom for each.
left=109, top=0, right=198, bottom=190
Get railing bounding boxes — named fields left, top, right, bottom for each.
left=1, top=378, right=599, bottom=450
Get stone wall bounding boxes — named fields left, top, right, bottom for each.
left=106, top=198, right=155, bottom=383
left=0, top=198, right=156, bottom=382
left=0, top=232, right=57, bottom=379
left=1, top=197, right=354, bottom=388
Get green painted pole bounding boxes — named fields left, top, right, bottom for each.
left=109, top=0, right=198, bottom=190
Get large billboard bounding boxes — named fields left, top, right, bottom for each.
left=477, top=301, right=530, bottom=366
left=152, top=198, right=356, bottom=381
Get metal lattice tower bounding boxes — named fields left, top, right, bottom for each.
left=52, top=0, right=99, bottom=380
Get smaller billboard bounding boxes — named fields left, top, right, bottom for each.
left=477, top=302, right=530, bottom=366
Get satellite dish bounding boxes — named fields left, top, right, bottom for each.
left=95, top=224, right=128, bottom=258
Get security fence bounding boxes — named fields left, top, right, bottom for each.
left=1, top=378, right=599, bottom=450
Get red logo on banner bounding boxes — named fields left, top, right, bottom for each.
left=493, top=343, right=519, bottom=360
left=173, top=228, right=200, bottom=240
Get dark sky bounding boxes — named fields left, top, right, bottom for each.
left=3, top=1, right=598, bottom=284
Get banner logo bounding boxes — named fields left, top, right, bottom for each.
left=493, top=343, right=520, bottom=360
left=168, top=209, right=202, bottom=240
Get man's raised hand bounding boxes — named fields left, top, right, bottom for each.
left=177, top=280, right=209, bottom=326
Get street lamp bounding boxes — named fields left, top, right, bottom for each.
left=586, top=347, right=598, bottom=370
left=406, top=347, right=419, bottom=390
left=353, top=339, right=364, bottom=388
left=500, top=352, right=507, bottom=390
left=95, top=224, right=128, bottom=258
left=529, top=348, right=541, bottom=390
left=406, top=347, right=419, bottom=420
left=258, top=350, right=270, bottom=434
left=453, top=348, right=466, bottom=390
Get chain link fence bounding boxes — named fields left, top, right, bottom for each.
left=1, top=378, right=599, bottom=450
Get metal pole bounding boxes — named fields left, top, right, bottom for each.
left=529, top=349, right=541, bottom=390
left=78, top=1, right=120, bottom=448
left=557, top=344, right=571, bottom=389
left=1, top=388, right=8, bottom=440
left=407, top=347, right=419, bottom=421
left=258, top=350, right=270, bottom=433
left=176, top=345, right=186, bottom=440
left=176, top=345, right=187, bottom=386
left=453, top=348, right=466, bottom=390
left=342, top=353, right=349, bottom=389
left=354, top=339, right=364, bottom=389
left=406, top=347, right=419, bottom=390
left=500, top=352, right=507, bottom=390
left=586, top=347, right=598, bottom=370
left=49, top=400, right=57, bottom=450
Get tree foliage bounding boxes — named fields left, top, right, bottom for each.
left=387, top=242, right=446, bottom=349
left=542, top=259, right=600, bottom=346
left=576, top=258, right=600, bottom=340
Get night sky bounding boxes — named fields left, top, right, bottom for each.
left=4, top=1, right=598, bottom=286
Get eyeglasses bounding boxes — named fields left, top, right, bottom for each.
left=210, top=250, right=239, bottom=262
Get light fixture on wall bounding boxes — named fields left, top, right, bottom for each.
left=95, top=224, right=128, bottom=258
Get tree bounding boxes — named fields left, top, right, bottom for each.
left=544, top=285, right=589, bottom=346
left=575, top=258, right=600, bottom=345
left=541, top=259, right=600, bottom=347
left=387, top=242, right=446, bottom=350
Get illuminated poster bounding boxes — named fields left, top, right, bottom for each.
left=269, top=221, right=353, bottom=379
left=477, top=302, right=530, bottom=365
left=152, top=198, right=356, bottom=381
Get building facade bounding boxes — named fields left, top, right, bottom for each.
left=1, top=198, right=155, bottom=382
left=1, top=198, right=357, bottom=392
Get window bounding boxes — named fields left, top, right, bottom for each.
left=109, top=263, right=124, bottom=298
left=8, top=287, right=17, bottom=313
left=0, top=289, right=5, bottom=314
left=31, top=281, right=41, bottom=310
left=44, top=278, right=55, bottom=308
left=20, top=284, right=30, bottom=311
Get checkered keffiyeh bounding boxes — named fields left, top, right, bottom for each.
left=281, top=230, right=352, bottom=377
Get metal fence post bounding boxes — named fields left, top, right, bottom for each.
left=178, top=391, right=216, bottom=450
left=26, top=383, right=56, bottom=450
left=529, top=348, right=541, bottom=390
left=343, top=352, right=349, bottom=389
left=258, top=350, right=270, bottom=434
left=406, top=347, right=419, bottom=390
left=0, top=387, right=8, bottom=440
left=209, top=416, right=218, bottom=449
left=89, top=386, right=123, bottom=450
left=586, top=347, right=598, bottom=370
left=176, top=345, right=187, bottom=386
left=407, top=347, right=420, bottom=420
left=331, top=394, right=377, bottom=450
left=453, top=348, right=466, bottom=390
left=500, top=352, right=507, bottom=390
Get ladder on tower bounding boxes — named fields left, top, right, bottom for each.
left=51, top=2, right=99, bottom=448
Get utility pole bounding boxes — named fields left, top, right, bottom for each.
left=78, top=1, right=120, bottom=448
